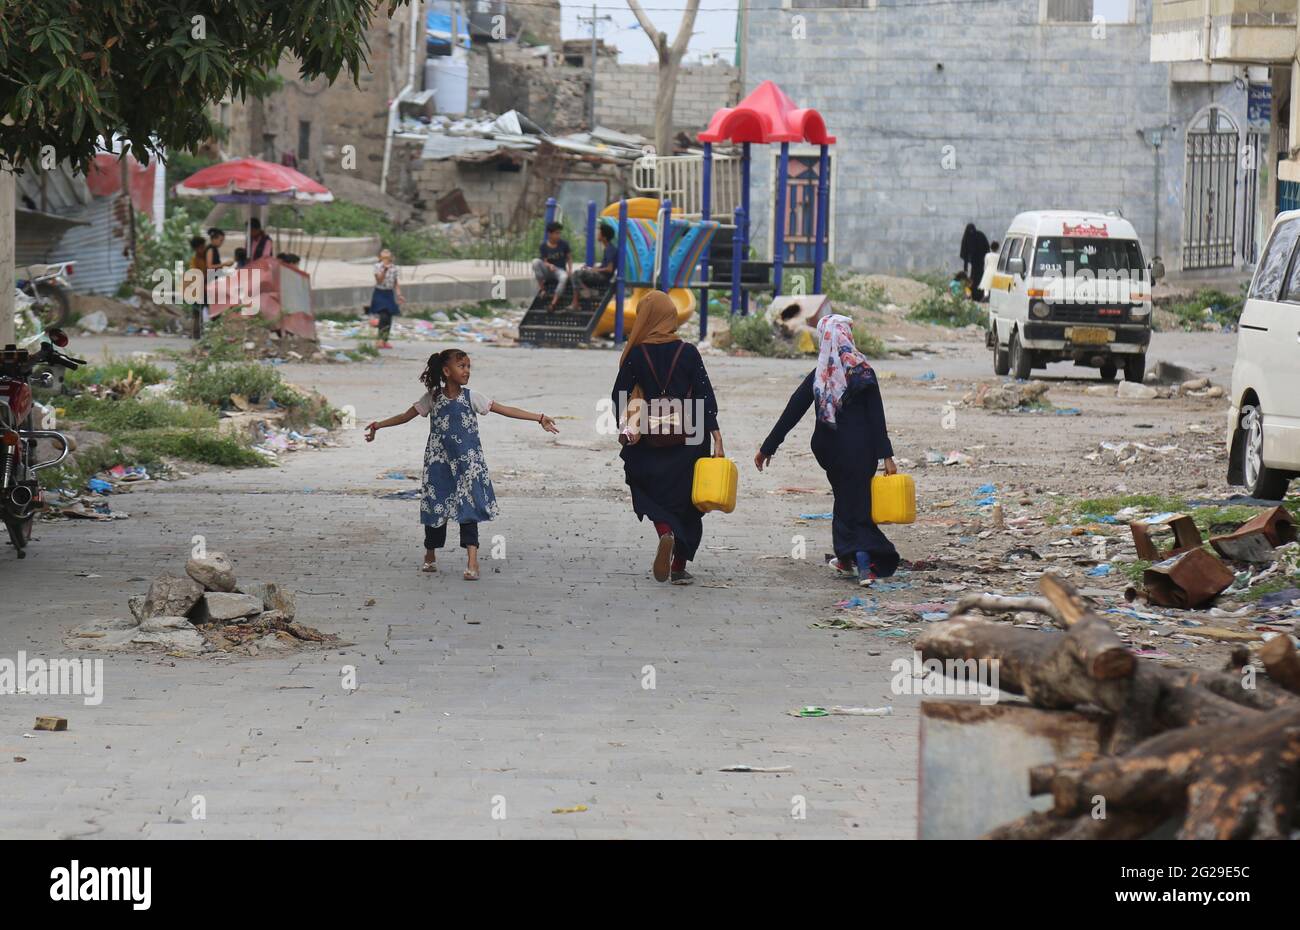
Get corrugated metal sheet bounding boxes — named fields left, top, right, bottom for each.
left=53, top=196, right=134, bottom=296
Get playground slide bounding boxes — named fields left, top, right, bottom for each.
left=592, top=199, right=715, bottom=337
left=593, top=287, right=695, bottom=337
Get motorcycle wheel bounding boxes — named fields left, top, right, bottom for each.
left=31, top=282, right=71, bottom=327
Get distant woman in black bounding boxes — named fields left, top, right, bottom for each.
left=756, top=314, right=899, bottom=587
left=611, top=291, right=723, bottom=585
left=960, top=223, right=990, bottom=301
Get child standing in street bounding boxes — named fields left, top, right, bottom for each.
left=365, top=348, right=559, bottom=580
left=366, top=248, right=403, bottom=349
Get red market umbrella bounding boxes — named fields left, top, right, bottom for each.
left=173, top=157, right=333, bottom=204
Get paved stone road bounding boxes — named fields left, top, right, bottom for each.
left=0, top=328, right=1238, bottom=838
left=1, top=338, right=933, bottom=839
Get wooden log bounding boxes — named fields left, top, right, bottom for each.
left=917, top=617, right=1131, bottom=713
left=1039, top=573, right=1135, bottom=680
left=1261, top=635, right=1300, bottom=696
left=1025, top=706, right=1300, bottom=840
left=951, top=593, right=1061, bottom=625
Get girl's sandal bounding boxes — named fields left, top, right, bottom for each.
left=463, top=568, right=479, bottom=581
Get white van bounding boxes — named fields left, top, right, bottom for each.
left=1226, top=210, right=1300, bottom=499
left=986, top=211, right=1161, bottom=381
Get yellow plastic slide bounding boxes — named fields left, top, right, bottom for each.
left=594, top=287, right=695, bottom=337
left=593, top=198, right=696, bottom=337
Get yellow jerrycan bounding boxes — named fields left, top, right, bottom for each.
left=692, top=457, right=738, bottom=514
left=871, top=473, right=916, bottom=525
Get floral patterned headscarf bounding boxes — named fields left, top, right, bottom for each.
left=813, top=314, right=876, bottom=428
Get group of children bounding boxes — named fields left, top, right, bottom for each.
left=366, top=299, right=900, bottom=588
left=531, top=220, right=617, bottom=312
left=186, top=220, right=278, bottom=338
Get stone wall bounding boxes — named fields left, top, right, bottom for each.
left=487, top=44, right=590, bottom=134
left=593, top=62, right=740, bottom=139
left=220, top=4, right=425, bottom=187
left=743, top=0, right=1254, bottom=274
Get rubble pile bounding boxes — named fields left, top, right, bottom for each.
left=918, top=572, right=1300, bottom=840
left=67, top=550, right=339, bottom=656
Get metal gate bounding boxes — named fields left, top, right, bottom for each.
left=1241, top=130, right=1265, bottom=265
left=1183, top=106, right=1240, bottom=270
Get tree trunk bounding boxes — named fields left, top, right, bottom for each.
left=0, top=170, right=14, bottom=346
left=655, top=52, right=680, bottom=157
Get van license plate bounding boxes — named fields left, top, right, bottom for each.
left=1069, top=327, right=1112, bottom=345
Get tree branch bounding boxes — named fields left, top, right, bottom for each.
left=670, top=0, right=703, bottom=58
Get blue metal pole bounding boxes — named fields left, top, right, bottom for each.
left=699, top=142, right=712, bottom=341
left=544, top=196, right=557, bottom=229
left=773, top=142, right=790, bottom=297
left=731, top=206, right=745, bottom=315
left=615, top=198, right=628, bottom=344
left=741, top=142, right=751, bottom=247
left=585, top=200, right=596, bottom=265
left=740, top=143, right=752, bottom=315
left=658, top=198, right=673, bottom=290
left=813, top=144, right=830, bottom=294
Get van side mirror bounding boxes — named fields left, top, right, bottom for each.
left=1149, top=257, right=1165, bottom=281
left=1007, top=256, right=1025, bottom=276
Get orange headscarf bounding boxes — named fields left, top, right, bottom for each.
left=619, top=290, right=681, bottom=367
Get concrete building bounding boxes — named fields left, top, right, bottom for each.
left=1151, top=0, right=1293, bottom=240
left=739, top=0, right=1263, bottom=276
left=218, top=3, right=428, bottom=187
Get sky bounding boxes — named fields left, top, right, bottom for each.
left=557, top=0, right=739, bottom=65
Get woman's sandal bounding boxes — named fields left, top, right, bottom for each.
left=421, top=559, right=438, bottom=573
left=463, top=568, right=479, bottom=581
left=653, top=533, right=675, bottom=583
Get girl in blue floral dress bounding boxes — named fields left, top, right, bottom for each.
left=365, top=348, right=558, bottom=579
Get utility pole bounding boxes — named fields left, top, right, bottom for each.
left=578, top=5, right=614, bottom=129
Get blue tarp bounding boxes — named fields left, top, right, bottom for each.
left=427, top=10, right=471, bottom=48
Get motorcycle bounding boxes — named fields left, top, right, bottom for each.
left=1, top=329, right=84, bottom=559
left=15, top=260, right=77, bottom=328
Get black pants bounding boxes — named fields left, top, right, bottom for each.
left=376, top=311, right=393, bottom=341
left=424, top=521, right=479, bottom=550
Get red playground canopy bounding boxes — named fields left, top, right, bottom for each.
left=698, top=80, right=835, bottom=146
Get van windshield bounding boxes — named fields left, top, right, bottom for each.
left=1031, top=237, right=1146, bottom=278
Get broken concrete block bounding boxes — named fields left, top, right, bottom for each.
left=138, top=615, right=197, bottom=634
left=192, top=592, right=263, bottom=622
left=247, top=581, right=296, bottom=620
left=142, top=573, right=204, bottom=618
left=1084, top=384, right=1115, bottom=397
left=1117, top=380, right=1159, bottom=400
left=34, top=716, right=67, bottom=732
left=186, top=551, right=236, bottom=592
left=128, top=595, right=146, bottom=622
left=1180, top=377, right=1210, bottom=393
left=129, top=627, right=207, bottom=652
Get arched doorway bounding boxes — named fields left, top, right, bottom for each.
left=1182, top=105, right=1240, bottom=270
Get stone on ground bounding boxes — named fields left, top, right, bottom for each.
left=193, top=592, right=263, bottom=622
left=142, top=573, right=204, bottom=618
left=186, top=552, right=237, bottom=592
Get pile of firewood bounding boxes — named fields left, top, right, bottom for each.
left=919, top=574, right=1300, bottom=839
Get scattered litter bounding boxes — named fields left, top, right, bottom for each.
left=720, top=764, right=793, bottom=773
left=33, top=716, right=68, bottom=732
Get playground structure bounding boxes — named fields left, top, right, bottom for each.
left=517, top=81, right=835, bottom=348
